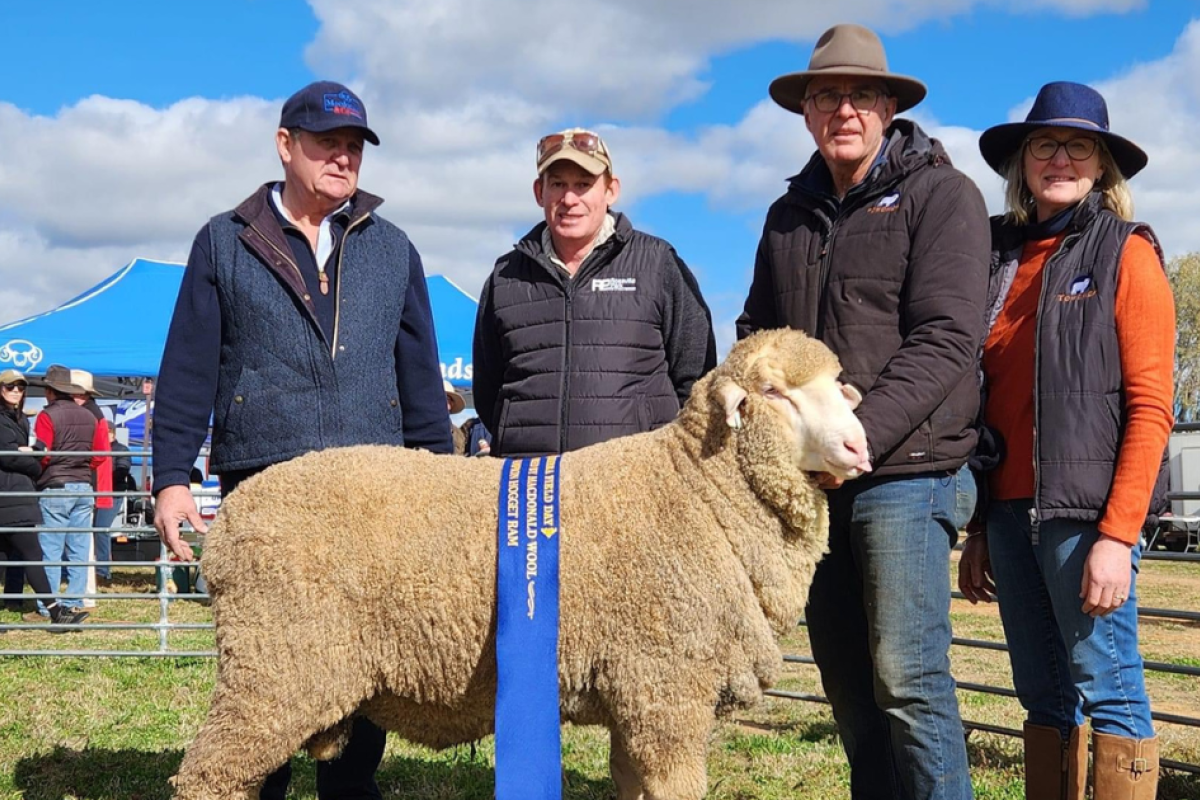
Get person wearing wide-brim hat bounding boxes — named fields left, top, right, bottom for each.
left=738, top=22, right=989, bottom=800
left=959, top=81, right=1170, bottom=800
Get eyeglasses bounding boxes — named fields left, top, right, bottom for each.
left=0, top=383, right=27, bottom=391
left=536, top=130, right=610, bottom=165
left=1025, top=136, right=1099, bottom=162
left=804, top=88, right=887, bottom=114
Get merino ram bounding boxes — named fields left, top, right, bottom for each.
left=172, top=328, right=871, bottom=800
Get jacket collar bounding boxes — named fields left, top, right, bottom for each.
left=233, top=183, right=384, bottom=231
left=788, top=119, right=947, bottom=201
left=516, top=211, right=634, bottom=261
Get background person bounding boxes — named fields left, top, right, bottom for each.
left=473, top=127, right=716, bottom=457
left=958, top=81, right=1171, bottom=800
left=152, top=79, right=451, bottom=800
left=737, top=23, right=989, bottom=799
left=70, top=369, right=114, bottom=586
left=30, top=366, right=102, bottom=623
left=0, top=370, right=89, bottom=630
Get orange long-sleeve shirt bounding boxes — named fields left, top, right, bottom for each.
left=982, top=232, right=1175, bottom=544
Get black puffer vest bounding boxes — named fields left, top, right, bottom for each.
left=987, top=194, right=1170, bottom=527
left=483, top=214, right=683, bottom=456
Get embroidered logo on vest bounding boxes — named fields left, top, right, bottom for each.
left=1058, top=274, right=1097, bottom=302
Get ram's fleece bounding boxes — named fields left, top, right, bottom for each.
left=173, top=328, right=871, bottom=800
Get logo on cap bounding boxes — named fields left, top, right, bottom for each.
left=324, top=91, right=365, bottom=120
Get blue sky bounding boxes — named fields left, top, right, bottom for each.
left=0, top=1, right=1196, bottom=361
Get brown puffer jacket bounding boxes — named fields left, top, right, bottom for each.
left=737, top=119, right=990, bottom=476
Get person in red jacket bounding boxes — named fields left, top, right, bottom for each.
left=69, top=370, right=114, bottom=584
left=959, top=82, right=1170, bottom=800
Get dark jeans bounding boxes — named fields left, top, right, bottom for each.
left=806, top=469, right=975, bottom=800
left=220, top=470, right=386, bottom=799
left=986, top=501, right=1153, bottom=738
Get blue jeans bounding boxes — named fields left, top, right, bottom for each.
left=807, top=469, right=975, bottom=800
left=38, top=484, right=94, bottom=613
left=986, top=500, right=1153, bottom=738
left=93, top=503, right=122, bottom=580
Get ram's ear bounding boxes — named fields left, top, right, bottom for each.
left=839, top=381, right=863, bottom=410
left=716, top=379, right=749, bottom=430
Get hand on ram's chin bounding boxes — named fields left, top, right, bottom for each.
left=814, top=451, right=873, bottom=488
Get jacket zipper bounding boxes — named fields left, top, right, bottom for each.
left=330, top=213, right=370, bottom=360
left=1030, top=231, right=1080, bottom=545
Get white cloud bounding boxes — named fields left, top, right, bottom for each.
left=0, top=0, right=1187, bottom=343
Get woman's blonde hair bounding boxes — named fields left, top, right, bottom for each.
left=1000, top=135, right=1134, bottom=225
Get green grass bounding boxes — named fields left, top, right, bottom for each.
left=1, top=563, right=1198, bottom=798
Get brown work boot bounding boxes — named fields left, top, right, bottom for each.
left=1023, top=721, right=1088, bottom=800
left=1092, top=731, right=1158, bottom=800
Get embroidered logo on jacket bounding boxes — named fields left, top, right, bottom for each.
left=591, top=277, right=636, bottom=293
left=869, top=192, right=901, bottom=213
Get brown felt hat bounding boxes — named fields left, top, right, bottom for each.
left=769, top=24, right=927, bottom=115
left=34, top=364, right=86, bottom=395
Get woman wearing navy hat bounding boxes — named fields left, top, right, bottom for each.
left=958, top=82, right=1171, bottom=799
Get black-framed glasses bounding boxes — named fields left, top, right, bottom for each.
left=0, top=383, right=27, bottom=391
left=804, top=88, right=887, bottom=114
left=1025, top=136, right=1099, bottom=162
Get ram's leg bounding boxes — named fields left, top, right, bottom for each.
left=607, top=677, right=714, bottom=800
left=610, top=728, right=646, bottom=800
left=173, top=644, right=375, bottom=799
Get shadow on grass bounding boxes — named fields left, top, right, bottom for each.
left=731, top=716, right=840, bottom=743
left=13, top=746, right=613, bottom=800
left=1160, top=770, right=1200, bottom=800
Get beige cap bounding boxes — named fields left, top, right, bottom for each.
left=536, top=128, right=613, bottom=176
left=0, top=369, right=27, bottom=386
left=443, top=380, right=466, bottom=414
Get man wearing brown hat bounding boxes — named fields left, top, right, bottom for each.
left=30, top=365, right=104, bottom=623
left=152, top=80, right=452, bottom=799
left=737, top=23, right=990, bottom=800
left=473, top=128, right=716, bottom=457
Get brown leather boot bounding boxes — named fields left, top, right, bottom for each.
left=1093, top=731, right=1158, bottom=800
left=1023, top=721, right=1088, bottom=800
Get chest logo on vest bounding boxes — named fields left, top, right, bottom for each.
left=592, top=277, right=636, bottom=293
left=1058, top=274, right=1097, bottom=302
left=868, top=192, right=901, bottom=213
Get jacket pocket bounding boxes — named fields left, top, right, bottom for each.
left=495, top=397, right=512, bottom=453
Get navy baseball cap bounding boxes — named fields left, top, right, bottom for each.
left=279, top=80, right=380, bottom=146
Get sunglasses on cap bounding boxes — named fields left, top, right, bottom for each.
left=536, top=130, right=609, bottom=164
left=1, top=383, right=27, bottom=391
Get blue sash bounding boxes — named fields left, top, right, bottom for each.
left=495, top=455, right=563, bottom=799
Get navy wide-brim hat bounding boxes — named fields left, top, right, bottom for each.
left=279, top=80, right=380, bottom=146
left=979, top=81, right=1146, bottom=178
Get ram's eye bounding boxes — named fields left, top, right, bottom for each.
left=763, top=386, right=785, bottom=399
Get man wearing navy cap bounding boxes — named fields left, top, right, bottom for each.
left=153, top=80, right=452, bottom=799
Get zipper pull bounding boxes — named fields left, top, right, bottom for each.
left=318, top=270, right=329, bottom=296
left=1028, top=506, right=1040, bottom=546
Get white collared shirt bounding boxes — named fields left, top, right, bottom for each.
left=270, top=182, right=350, bottom=270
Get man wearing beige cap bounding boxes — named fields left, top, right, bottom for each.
left=68, top=369, right=115, bottom=586
left=737, top=23, right=989, bottom=800
left=473, top=128, right=716, bottom=457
